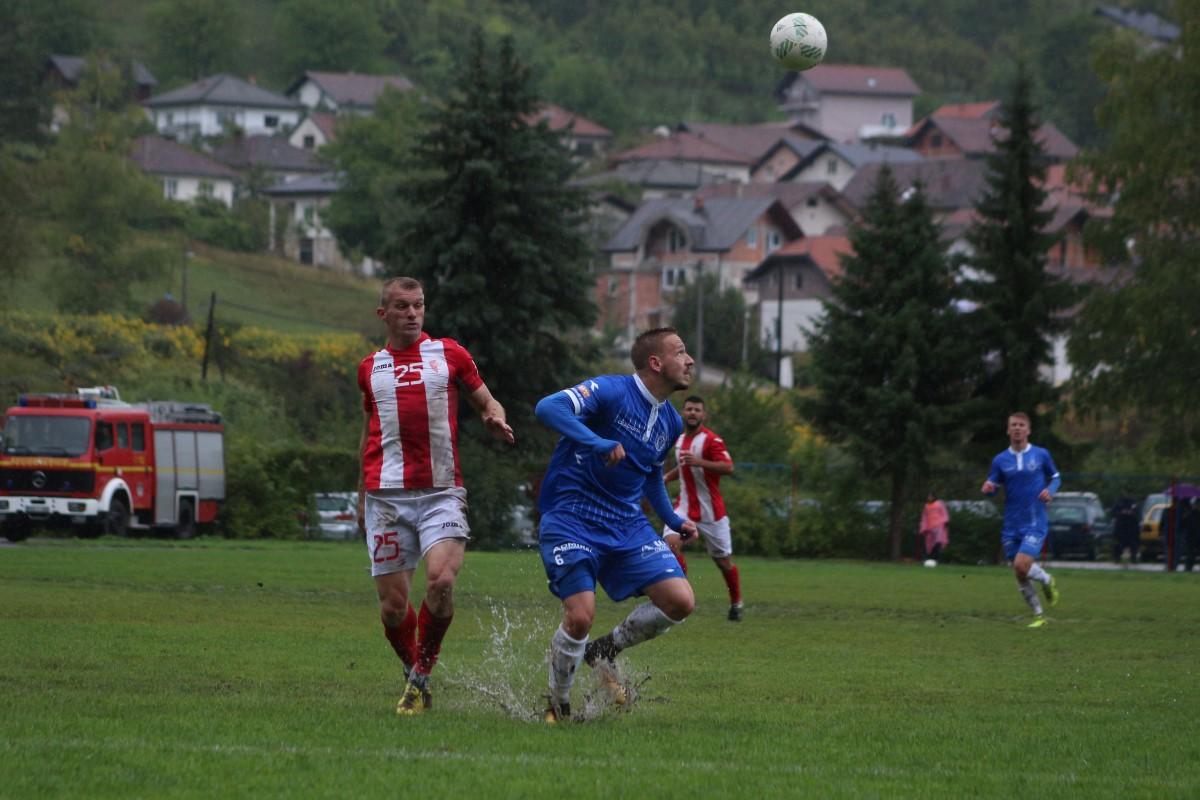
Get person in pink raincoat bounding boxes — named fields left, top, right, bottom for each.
left=919, top=491, right=950, bottom=563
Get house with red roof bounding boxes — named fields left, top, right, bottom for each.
left=286, top=71, right=414, bottom=115
left=288, top=110, right=339, bottom=151
left=775, top=65, right=921, bottom=143
left=905, top=102, right=1078, bottom=162
left=742, top=236, right=852, bottom=369
left=524, top=102, right=613, bottom=160
left=597, top=195, right=802, bottom=341
left=608, top=131, right=755, bottom=183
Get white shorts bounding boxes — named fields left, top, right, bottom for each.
left=662, top=515, right=733, bottom=558
left=364, top=487, right=470, bottom=577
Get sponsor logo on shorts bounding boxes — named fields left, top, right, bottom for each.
left=1023, top=534, right=1040, bottom=546
left=442, top=521, right=463, bottom=529
left=552, top=542, right=593, bottom=554
left=640, top=540, right=669, bottom=555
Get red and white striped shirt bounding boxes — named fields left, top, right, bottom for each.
left=358, top=333, right=483, bottom=490
left=674, top=426, right=732, bottom=522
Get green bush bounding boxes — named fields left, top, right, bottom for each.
left=183, top=197, right=265, bottom=252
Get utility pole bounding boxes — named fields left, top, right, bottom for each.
left=776, top=263, right=785, bottom=386
left=694, top=260, right=704, bottom=385
left=201, top=292, right=217, bottom=380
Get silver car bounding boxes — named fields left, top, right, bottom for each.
left=312, top=492, right=358, bottom=540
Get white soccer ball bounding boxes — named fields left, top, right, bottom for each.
left=770, top=12, right=827, bottom=71
left=923, top=559, right=938, bottom=568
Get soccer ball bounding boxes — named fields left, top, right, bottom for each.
left=770, top=13, right=827, bottom=71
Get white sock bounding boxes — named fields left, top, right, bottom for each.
left=1027, top=563, right=1051, bottom=585
left=548, top=625, right=587, bottom=704
left=1018, top=580, right=1044, bottom=615
left=611, top=603, right=681, bottom=651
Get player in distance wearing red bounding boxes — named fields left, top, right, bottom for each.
left=662, top=396, right=743, bottom=621
left=357, top=277, right=514, bottom=715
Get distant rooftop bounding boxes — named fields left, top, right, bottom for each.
left=286, top=71, right=413, bottom=109
left=48, top=54, right=157, bottom=87
left=1095, top=5, right=1180, bottom=42
left=145, top=74, right=300, bottom=110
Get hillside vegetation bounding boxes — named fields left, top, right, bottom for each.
left=88, top=0, right=1173, bottom=148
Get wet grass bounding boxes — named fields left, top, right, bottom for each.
left=1, top=538, right=1198, bottom=798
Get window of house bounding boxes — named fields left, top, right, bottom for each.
left=198, top=181, right=214, bottom=198
left=576, top=141, right=595, bottom=157
left=882, top=112, right=897, bottom=128
left=806, top=197, right=818, bottom=208
left=265, top=115, right=279, bottom=128
left=746, top=227, right=758, bottom=247
left=607, top=277, right=619, bottom=297
left=300, top=237, right=314, bottom=265
left=767, top=230, right=782, bottom=252
left=165, top=112, right=174, bottom=125
left=164, top=179, right=178, bottom=199
left=826, top=158, right=838, bottom=175
left=667, top=227, right=685, bottom=253
left=662, top=267, right=687, bottom=290
left=303, top=134, right=315, bottom=149
left=131, top=424, right=145, bottom=452
left=931, top=133, right=943, bottom=147
left=794, top=272, right=804, bottom=290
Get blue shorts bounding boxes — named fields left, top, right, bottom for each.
left=538, top=510, right=685, bottom=602
left=1002, top=528, right=1047, bottom=561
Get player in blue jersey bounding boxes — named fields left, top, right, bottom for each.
left=534, top=328, right=699, bottom=723
left=981, top=412, right=1062, bottom=628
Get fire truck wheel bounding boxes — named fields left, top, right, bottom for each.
left=3, top=521, right=31, bottom=543
left=175, top=500, right=197, bottom=540
left=104, top=498, right=130, bottom=538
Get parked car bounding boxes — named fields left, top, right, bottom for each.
left=311, top=492, right=358, bottom=540
left=1046, top=491, right=1111, bottom=560
left=1139, top=493, right=1169, bottom=560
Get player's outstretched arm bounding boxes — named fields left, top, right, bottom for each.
left=644, top=472, right=689, bottom=535
left=534, top=391, right=619, bottom=459
left=466, top=384, right=514, bottom=444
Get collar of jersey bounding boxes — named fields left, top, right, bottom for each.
left=631, top=373, right=662, bottom=408
left=1008, top=442, right=1032, bottom=455
left=386, top=332, right=431, bottom=354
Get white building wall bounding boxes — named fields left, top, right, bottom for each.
left=759, top=297, right=825, bottom=353
left=787, top=199, right=848, bottom=236
left=295, top=82, right=330, bottom=110
left=153, top=105, right=300, bottom=138
left=288, top=118, right=330, bottom=151
left=816, top=95, right=913, bottom=144
left=784, top=154, right=857, bottom=191
left=161, top=176, right=235, bottom=208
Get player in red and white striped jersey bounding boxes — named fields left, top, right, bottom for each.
left=357, top=277, right=514, bottom=715
left=662, top=396, right=743, bottom=621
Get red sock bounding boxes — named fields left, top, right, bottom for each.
left=723, top=564, right=742, bottom=605
left=675, top=549, right=688, bottom=575
left=382, top=603, right=418, bottom=670
left=415, top=601, right=454, bottom=676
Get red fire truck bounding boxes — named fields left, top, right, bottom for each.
left=0, top=387, right=224, bottom=541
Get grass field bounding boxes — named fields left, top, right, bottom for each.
left=2, top=539, right=1198, bottom=798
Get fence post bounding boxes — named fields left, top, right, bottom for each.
left=1167, top=476, right=1178, bottom=572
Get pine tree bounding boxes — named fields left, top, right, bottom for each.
left=961, top=61, right=1076, bottom=442
left=385, top=31, right=596, bottom=423
left=803, top=166, right=972, bottom=559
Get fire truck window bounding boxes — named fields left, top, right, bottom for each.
left=131, top=424, right=145, bottom=452
left=116, top=423, right=129, bottom=449
left=95, top=422, right=114, bottom=452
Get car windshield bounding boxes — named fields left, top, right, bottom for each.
left=1049, top=505, right=1086, bottom=522
left=316, top=496, right=351, bottom=512
left=2, top=415, right=91, bottom=457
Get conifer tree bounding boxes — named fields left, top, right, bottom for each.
left=961, top=61, right=1075, bottom=443
left=803, top=166, right=972, bottom=559
left=385, top=31, right=595, bottom=422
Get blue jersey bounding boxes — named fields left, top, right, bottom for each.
left=536, top=374, right=685, bottom=533
left=987, top=444, right=1061, bottom=534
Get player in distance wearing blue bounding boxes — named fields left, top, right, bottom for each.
left=534, top=328, right=699, bottom=723
left=981, top=411, right=1062, bottom=628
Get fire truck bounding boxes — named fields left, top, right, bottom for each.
left=0, top=387, right=224, bottom=541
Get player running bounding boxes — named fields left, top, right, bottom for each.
left=357, top=277, right=514, bottom=715
left=981, top=412, right=1061, bottom=628
left=662, top=395, right=743, bottom=621
left=534, top=328, right=699, bottom=723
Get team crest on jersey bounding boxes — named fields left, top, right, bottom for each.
left=576, top=383, right=591, bottom=399
left=426, top=356, right=443, bottom=374
left=655, top=432, right=667, bottom=451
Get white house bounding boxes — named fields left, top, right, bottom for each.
left=262, top=173, right=379, bottom=275
left=143, top=74, right=303, bottom=140
left=776, top=64, right=920, bottom=143
left=288, top=111, right=339, bottom=151
left=129, top=135, right=239, bottom=208
left=286, top=71, right=413, bottom=115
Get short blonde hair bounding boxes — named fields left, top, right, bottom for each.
left=379, top=277, right=423, bottom=306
